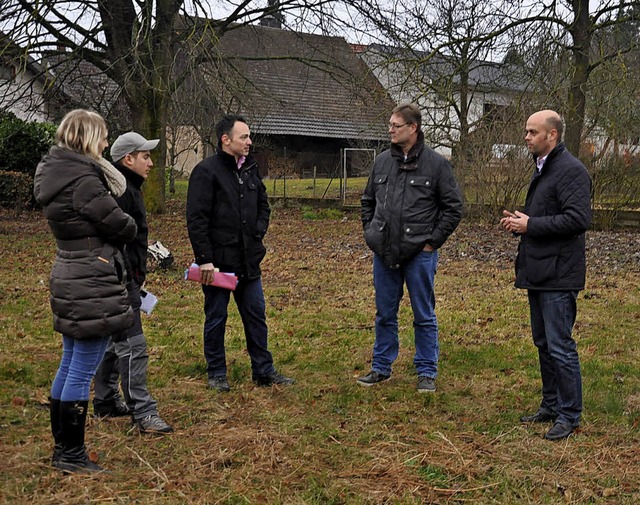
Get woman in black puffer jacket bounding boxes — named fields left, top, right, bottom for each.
left=34, top=109, right=137, bottom=473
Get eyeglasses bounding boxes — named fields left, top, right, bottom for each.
left=388, top=122, right=410, bottom=130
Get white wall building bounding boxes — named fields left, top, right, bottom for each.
left=356, top=44, right=530, bottom=159
left=0, top=34, right=63, bottom=122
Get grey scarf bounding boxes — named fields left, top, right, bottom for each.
left=96, top=157, right=127, bottom=197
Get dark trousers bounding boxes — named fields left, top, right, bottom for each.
left=202, top=277, right=275, bottom=379
left=528, top=290, right=583, bottom=427
left=94, top=280, right=158, bottom=420
left=93, top=331, right=158, bottom=421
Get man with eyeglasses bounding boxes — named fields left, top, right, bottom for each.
left=358, top=103, right=463, bottom=392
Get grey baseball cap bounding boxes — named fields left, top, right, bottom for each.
left=110, top=132, right=159, bottom=161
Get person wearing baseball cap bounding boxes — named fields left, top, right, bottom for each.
left=93, top=132, right=174, bottom=434
left=110, top=132, right=160, bottom=164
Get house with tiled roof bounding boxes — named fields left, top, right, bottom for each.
left=12, top=20, right=396, bottom=179
left=217, top=25, right=393, bottom=141
left=172, top=19, right=396, bottom=177
left=0, top=32, right=70, bottom=122
left=47, top=58, right=130, bottom=134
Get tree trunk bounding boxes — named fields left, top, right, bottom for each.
left=123, top=86, right=167, bottom=213
left=566, top=0, right=592, bottom=157
left=140, top=95, right=167, bottom=214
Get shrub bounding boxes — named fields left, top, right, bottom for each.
left=591, top=155, right=640, bottom=210
left=0, top=170, right=32, bottom=210
left=0, top=111, right=56, bottom=206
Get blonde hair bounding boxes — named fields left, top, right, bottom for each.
left=56, top=109, right=107, bottom=160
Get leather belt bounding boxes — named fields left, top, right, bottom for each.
left=56, top=237, right=104, bottom=251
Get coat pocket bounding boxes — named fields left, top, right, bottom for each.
left=407, top=176, right=433, bottom=190
left=525, top=242, right=559, bottom=286
left=97, top=244, right=127, bottom=286
left=398, top=222, right=433, bottom=262
left=211, top=229, right=240, bottom=246
left=401, top=222, right=433, bottom=248
left=363, top=216, right=387, bottom=255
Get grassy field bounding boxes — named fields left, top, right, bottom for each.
left=174, top=174, right=640, bottom=212
left=1, top=193, right=639, bottom=504
left=171, top=177, right=365, bottom=205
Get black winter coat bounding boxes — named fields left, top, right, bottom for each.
left=114, top=162, right=148, bottom=285
left=34, top=146, right=137, bottom=339
left=186, top=150, right=270, bottom=279
left=514, top=143, right=592, bottom=291
left=361, top=133, right=463, bottom=268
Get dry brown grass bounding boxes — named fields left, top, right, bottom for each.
left=1, top=197, right=639, bottom=504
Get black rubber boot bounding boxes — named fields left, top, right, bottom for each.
left=54, top=401, right=105, bottom=473
left=49, top=397, right=62, bottom=464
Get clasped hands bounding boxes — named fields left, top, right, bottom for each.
left=500, top=210, right=529, bottom=234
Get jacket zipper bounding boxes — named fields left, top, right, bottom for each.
left=237, top=161, right=257, bottom=185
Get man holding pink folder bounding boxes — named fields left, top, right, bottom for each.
left=186, top=115, right=294, bottom=392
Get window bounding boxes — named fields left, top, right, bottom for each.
left=483, top=103, right=509, bottom=126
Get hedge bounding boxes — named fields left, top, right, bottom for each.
left=0, top=111, right=56, bottom=207
left=0, top=170, right=32, bottom=209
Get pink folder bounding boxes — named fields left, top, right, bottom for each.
left=184, top=263, right=238, bottom=291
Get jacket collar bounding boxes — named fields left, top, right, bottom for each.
left=114, top=161, right=145, bottom=190
left=533, top=142, right=566, bottom=169
left=390, top=130, right=425, bottom=169
left=216, top=149, right=255, bottom=170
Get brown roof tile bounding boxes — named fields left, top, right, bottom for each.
left=208, top=24, right=395, bottom=140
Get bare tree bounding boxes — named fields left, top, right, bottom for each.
left=537, top=1, right=640, bottom=153
left=353, top=0, right=532, bottom=209
left=349, top=0, right=640, bottom=157
left=0, top=0, right=338, bottom=212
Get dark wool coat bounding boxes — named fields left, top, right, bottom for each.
left=34, top=146, right=137, bottom=339
left=515, top=143, right=592, bottom=291
left=361, top=133, right=463, bottom=268
left=186, top=150, right=270, bottom=279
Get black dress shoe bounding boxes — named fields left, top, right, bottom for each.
left=208, top=376, right=231, bottom=392
left=544, top=422, right=575, bottom=441
left=94, top=400, right=131, bottom=418
left=520, top=410, right=557, bottom=423
left=253, top=372, right=295, bottom=387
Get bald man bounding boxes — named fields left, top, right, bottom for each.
left=500, top=110, right=592, bottom=441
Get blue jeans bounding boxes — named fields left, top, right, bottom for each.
left=202, top=277, right=275, bottom=379
left=51, top=335, right=110, bottom=402
left=372, top=251, right=439, bottom=377
left=528, top=290, right=582, bottom=427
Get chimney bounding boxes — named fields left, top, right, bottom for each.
left=260, top=0, right=284, bottom=29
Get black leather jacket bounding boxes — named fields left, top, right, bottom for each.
left=186, top=150, right=270, bottom=279
left=361, top=133, right=463, bottom=268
